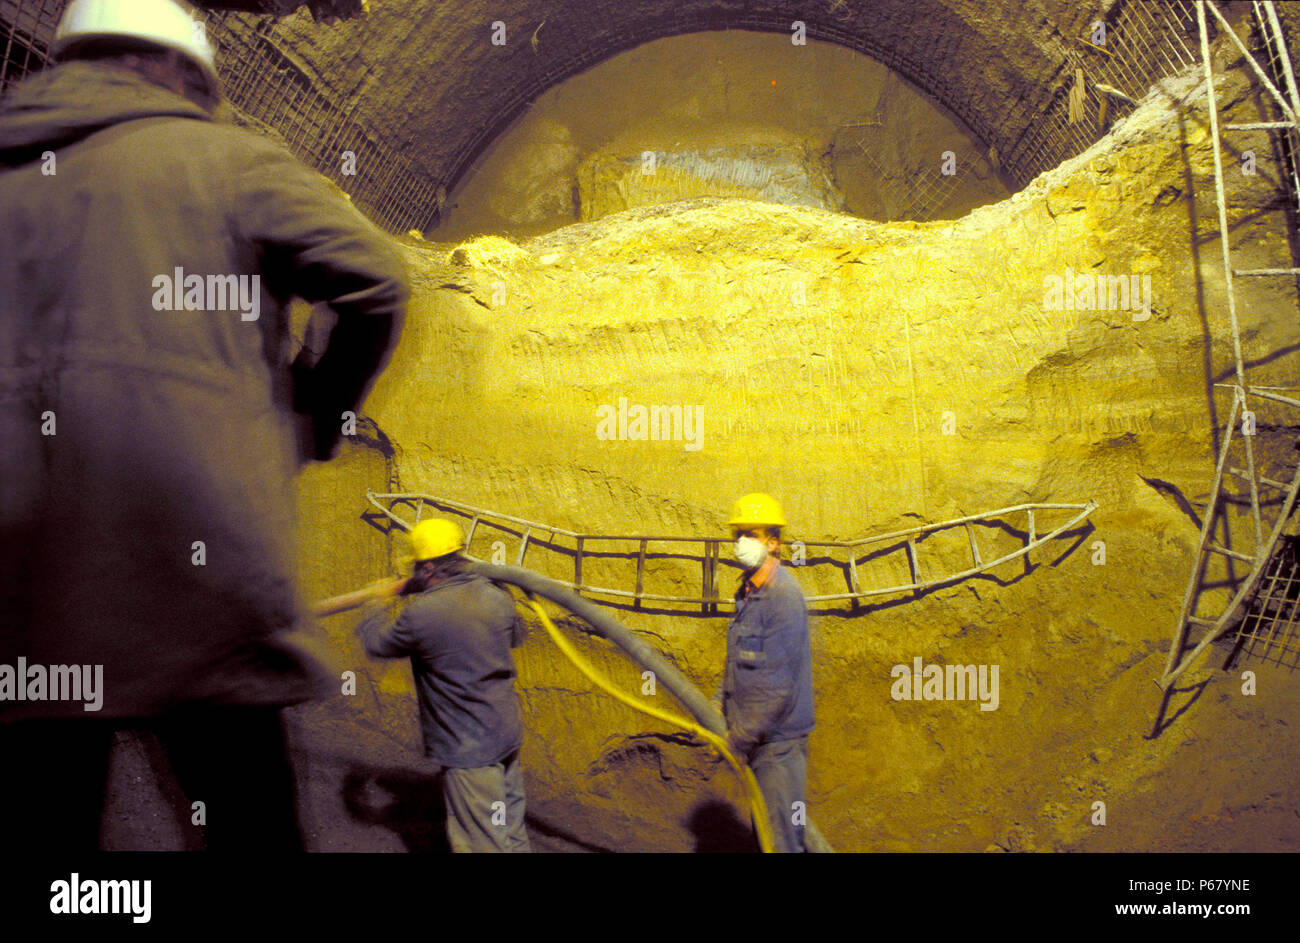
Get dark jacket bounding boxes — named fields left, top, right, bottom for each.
left=0, top=63, right=408, bottom=720
left=722, top=563, right=816, bottom=754
left=358, top=571, right=525, bottom=768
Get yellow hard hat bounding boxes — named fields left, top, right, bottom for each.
left=409, top=517, right=465, bottom=561
left=727, top=493, right=787, bottom=529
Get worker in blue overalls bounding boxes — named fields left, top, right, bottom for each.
left=717, top=493, right=815, bottom=853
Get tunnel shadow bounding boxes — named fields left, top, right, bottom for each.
left=522, top=815, right=615, bottom=853
left=340, top=761, right=615, bottom=853
left=341, top=764, right=450, bottom=853
left=686, top=798, right=761, bottom=853
left=1148, top=675, right=1213, bottom=739
left=124, top=726, right=205, bottom=852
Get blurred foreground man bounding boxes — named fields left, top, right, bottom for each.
left=357, top=519, right=531, bottom=852
left=718, top=493, right=815, bottom=852
left=0, top=0, right=407, bottom=850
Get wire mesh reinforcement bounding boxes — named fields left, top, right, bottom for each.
left=1231, top=534, right=1300, bottom=671
left=852, top=142, right=982, bottom=222
left=205, top=12, right=440, bottom=232
left=0, top=0, right=438, bottom=233
left=4, top=1, right=1214, bottom=227
left=436, top=0, right=1208, bottom=213
left=0, top=0, right=58, bottom=93
left=1001, top=0, right=1199, bottom=189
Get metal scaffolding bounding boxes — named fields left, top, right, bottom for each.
left=366, top=490, right=1097, bottom=612
left=1156, top=2, right=1300, bottom=709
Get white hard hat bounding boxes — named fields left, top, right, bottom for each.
left=53, top=0, right=220, bottom=100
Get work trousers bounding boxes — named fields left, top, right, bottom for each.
left=439, top=748, right=531, bottom=853
left=750, top=736, right=809, bottom=853
left=0, top=705, right=304, bottom=852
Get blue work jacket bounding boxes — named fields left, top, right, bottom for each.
left=359, top=571, right=524, bottom=768
left=722, top=562, right=815, bottom=753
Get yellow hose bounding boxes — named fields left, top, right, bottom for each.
left=524, top=593, right=775, bottom=854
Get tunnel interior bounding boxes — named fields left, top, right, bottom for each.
left=4, top=0, right=1300, bottom=853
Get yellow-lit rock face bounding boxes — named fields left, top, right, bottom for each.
left=299, top=67, right=1300, bottom=852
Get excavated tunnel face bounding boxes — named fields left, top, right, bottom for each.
left=431, top=28, right=1014, bottom=240
left=282, top=0, right=1300, bottom=862
left=4, top=0, right=1300, bottom=882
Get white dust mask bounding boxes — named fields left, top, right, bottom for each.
left=734, top=536, right=768, bottom=569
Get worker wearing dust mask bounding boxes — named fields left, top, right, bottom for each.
left=715, top=493, right=815, bottom=852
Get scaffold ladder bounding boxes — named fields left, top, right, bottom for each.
left=1157, top=2, right=1300, bottom=699
left=366, top=491, right=1097, bottom=611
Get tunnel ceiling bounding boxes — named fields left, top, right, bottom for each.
left=202, top=0, right=367, bottom=18
left=203, top=0, right=1132, bottom=206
